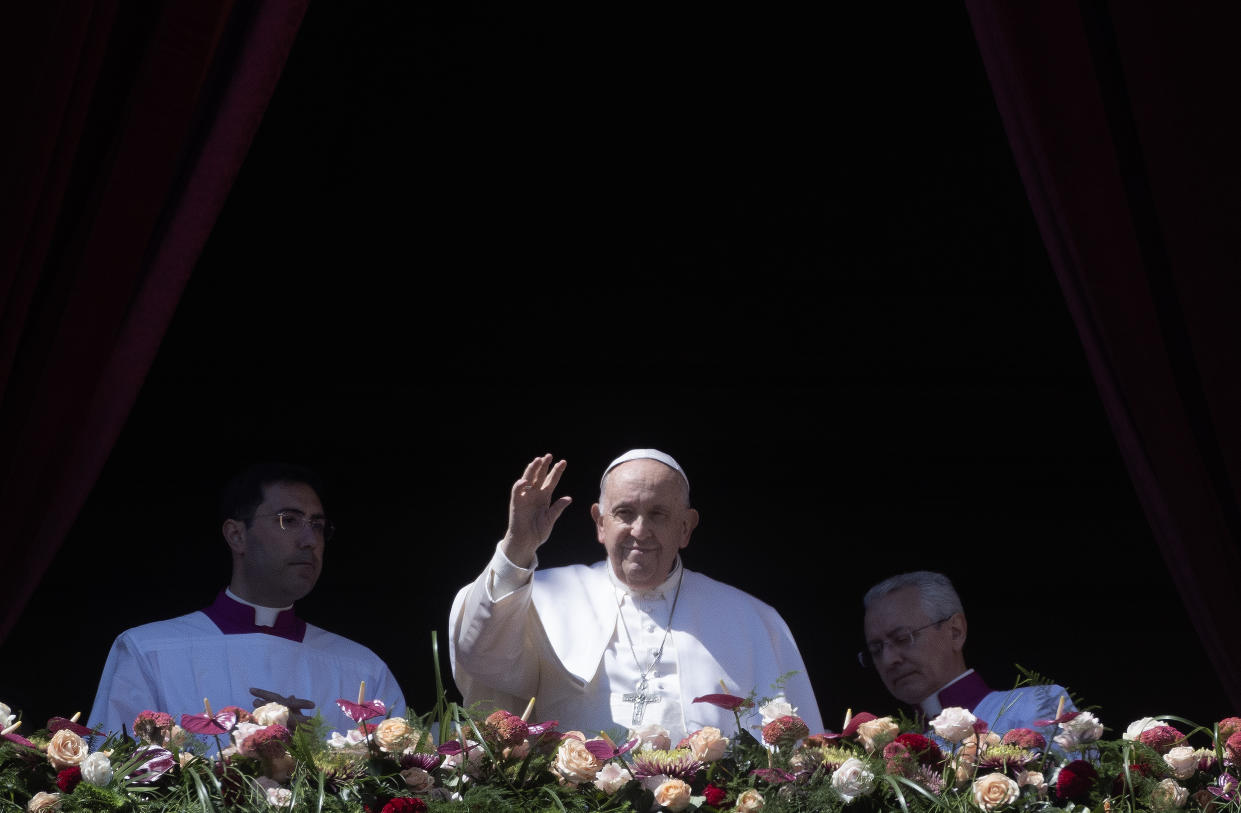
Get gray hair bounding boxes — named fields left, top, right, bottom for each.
left=862, top=570, right=964, bottom=620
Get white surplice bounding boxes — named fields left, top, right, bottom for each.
left=450, top=546, right=823, bottom=744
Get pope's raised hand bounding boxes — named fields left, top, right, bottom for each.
left=501, top=454, right=572, bottom=568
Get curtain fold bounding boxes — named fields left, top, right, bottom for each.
left=965, top=0, right=1241, bottom=707
left=0, top=0, right=309, bottom=644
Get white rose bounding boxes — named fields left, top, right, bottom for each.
left=831, top=756, right=876, bottom=804
left=256, top=776, right=292, bottom=807
left=1060, top=711, right=1104, bottom=743
left=972, top=772, right=1019, bottom=811
left=628, top=723, right=671, bottom=752
left=930, top=707, right=977, bottom=744
left=1163, top=746, right=1197, bottom=780
left=593, top=762, right=629, bottom=794
left=734, top=788, right=765, bottom=811
left=1150, top=777, right=1189, bottom=810
left=652, top=777, right=693, bottom=812
left=252, top=702, right=289, bottom=727
left=0, top=702, right=14, bottom=729
left=1123, top=717, right=1160, bottom=741
left=759, top=697, right=797, bottom=726
left=80, top=752, right=114, bottom=786
left=856, top=716, right=898, bottom=752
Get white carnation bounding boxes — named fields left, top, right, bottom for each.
left=831, top=756, right=876, bottom=804
left=80, top=751, right=114, bottom=786
left=759, top=697, right=797, bottom=726
left=593, top=762, right=630, bottom=794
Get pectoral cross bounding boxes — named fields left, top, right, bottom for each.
left=622, top=674, right=661, bottom=725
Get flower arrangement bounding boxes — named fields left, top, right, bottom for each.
left=2, top=655, right=1240, bottom=812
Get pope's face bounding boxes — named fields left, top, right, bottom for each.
left=862, top=586, right=965, bottom=705
left=591, top=459, right=699, bottom=591
left=228, top=480, right=325, bottom=606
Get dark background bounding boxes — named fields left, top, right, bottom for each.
left=4, top=3, right=1228, bottom=733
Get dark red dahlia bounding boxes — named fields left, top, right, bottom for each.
left=893, top=732, right=943, bottom=766
left=380, top=798, right=428, bottom=813
left=245, top=724, right=292, bottom=760
left=56, top=766, right=82, bottom=792
left=703, top=783, right=727, bottom=805
left=1056, top=759, right=1098, bottom=802
left=1217, top=717, right=1241, bottom=740
left=132, top=710, right=175, bottom=745
left=1001, top=728, right=1046, bottom=750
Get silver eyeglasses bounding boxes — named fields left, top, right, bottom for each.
left=857, top=616, right=951, bottom=668
left=252, top=511, right=336, bottom=541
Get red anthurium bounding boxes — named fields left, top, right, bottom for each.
left=1034, top=711, right=1081, bottom=727
left=128, top=746, right=175, bottom=783
left=180, top=710, right=238, bottom=735
left=525, top=720, right=558, bottom=737
left=436, top=740, right=480, bottom=756
left=751, top=767, right=797, bottom=784
left=337, top=698, right=386, bottom=723
left=584, top=737, right=639, bottom=762
left=1, top=732, right=35, bottom=748
left=692, top=693, right=753, bottom=711
left=48, top=717, right=103, bottom=738
left=841, top=711, right=878, bottom=737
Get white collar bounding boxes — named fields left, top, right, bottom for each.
left=225, top=587, right=293, bottom=627
left=607, top=555, right=683, bottom=600
left=919, top=668, right=975, bottom=717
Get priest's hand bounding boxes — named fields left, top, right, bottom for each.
left=501, top=454, right=572, bottom=568
left=249, top=687, right=315, bottom=730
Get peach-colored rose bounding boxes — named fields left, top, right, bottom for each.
left=685, top=726, right=728, bottom=762
left=654, top=777, right=693, bottom=812
left=856, top=716, right=899, bottom=752
left=972, top=772, right=1018, bottom=811
left=734, top=788, right=766, bottom=811
left=375, top=717, right=415, bottom=753
left=27, top=792, right=60, bottom=812
left=553, top=736, right=601, bottom=785
left=1016, top=770, right=1047, bottom=798
left=1150, top=777, right=1189, bottom=810
left=401, top=766, right=434, bottom=791
left=46, top=730, right=88, bottom=770
left=252, top=702, right=289, bottom=727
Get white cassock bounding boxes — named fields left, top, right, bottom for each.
left=450, top=546, right=823, bottom=745
left=89, top=590, right=406, bottom=739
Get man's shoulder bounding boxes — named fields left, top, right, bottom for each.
left=112, top=610, right=217, bottom=649
left=302, top=623, right=391, bottom=666
left=681, top=568, right=781, bottom=614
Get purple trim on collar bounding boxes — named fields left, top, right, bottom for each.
left=937, top=671, right=992, bottom=711
left=202, top=590, right=306, bottom=643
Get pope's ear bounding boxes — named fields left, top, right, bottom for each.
left=679, top=508, right=699, bottom=548
left=590, top=503, right=605, bottom=544
left=222, top=518, right=247, bottom=554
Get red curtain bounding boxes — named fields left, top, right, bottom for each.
left=966, top=1, right=1241, bottom=707
left=0, top=1, right=308, bottom=644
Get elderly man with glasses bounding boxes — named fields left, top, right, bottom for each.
left=861, top=570, right=1072, bottom=735
left=88, top=462, right=405, bottom=740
